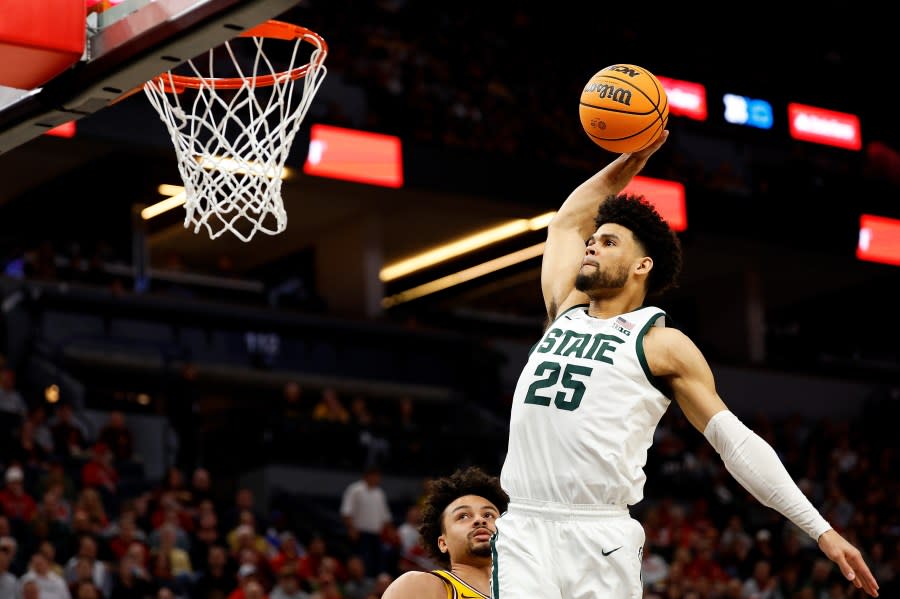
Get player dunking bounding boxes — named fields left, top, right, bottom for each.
left=383, top=466, right=509, bottom=599
left=493, top=130, right=879, bottom=598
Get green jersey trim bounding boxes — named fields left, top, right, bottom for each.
left=635, top=310, right=668, bottom=396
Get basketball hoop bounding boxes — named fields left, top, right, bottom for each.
left=143, top=21, right=327, bottom=241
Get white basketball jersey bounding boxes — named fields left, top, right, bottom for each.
left=501, top=304, right=671, bottom=506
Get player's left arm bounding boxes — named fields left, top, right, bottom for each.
left=644, top=326, right=880, bottom=598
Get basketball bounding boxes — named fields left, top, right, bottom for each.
left=579, top=64, right=668, bottom=153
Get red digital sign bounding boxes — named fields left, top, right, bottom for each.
left=45, top=121, right=75, bottom=138
left=623, top=176, right=687, bottom=232
left=657, top=76, right=707, bottom=121
left=857, top=214, right=900, bottom=266
left=303, top=124, right=403, bottom=188
left=787, top=103, right=861, bottom=151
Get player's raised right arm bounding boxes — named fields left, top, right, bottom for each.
left=541, top=131, right=670, bottom=320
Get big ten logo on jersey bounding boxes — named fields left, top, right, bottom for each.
left=582, top=82, right=633, bottom=107
left=533, top=327, right=625, bottom=365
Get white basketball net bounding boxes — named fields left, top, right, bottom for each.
left=143, top=27, right=327, bottom=241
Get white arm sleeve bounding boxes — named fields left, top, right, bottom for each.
left=703, top=410, right=831, bottom=541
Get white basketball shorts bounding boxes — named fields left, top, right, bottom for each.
left=491, top=499, right=644, bottom=599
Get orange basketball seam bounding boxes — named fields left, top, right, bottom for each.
left=586, top=114, right=664, bottom=142
left=578, top=101, right=657, bottom=116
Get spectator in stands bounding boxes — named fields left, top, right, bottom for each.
left=149, top=491, right=193, bottom=542
left=186, top=468, right=215, bottom=516
left=241, top=579, right=267, bottom=599
left=270, top=566, right=309, bottom=599
left=73, top=487, right=110, bottom=537
left=0, top=465, right=37, bottom=524
left=153, top=524, right=193, bottom=587
left=341, top=556, right=374, bottom=599
left=0, top=541, right=17, bottom=598
left=741, top=559, right=778, bottom=598
left=97, top=411, right=135, bottom=464
left=36, top=458, right=77, bottom=504
left=12, top=418, right=52, bottom=472
left=311, top=571, right=342, bottom=599
left=190, top=511, right=223, bottom=570
left=392, top=398, right=424, bottom=474
left=64, top=535, right=112, bottom=597
left=641, top=538, right=670, bottom=592
left=19, top=552, right=71, bottom=599
left=124, top=541, right=151, bottom=579
left=684, top=537, right=730, bottom=590
left=234, top=547, right=274, bottom=594
left=395, top=505, right=423, bottom=556
left=0, top=365, right=26, bottom=419
left=50, top=403, right=89, bottom=459
left=311, top=388, right=349, bottom=425
left=37, top=540, right=64, bottom=577
left=107, top=510, right=148, bottom=563
left=381, top=466, right=508, bottom=599
left=26, top=405, right=56, bottom=455
left=227, top=563, right=263, bottom=599
left=271, top=381, right=307, bottom=450
left=369, top=572, right=394, bottom=598
left=340, top=466, right=392, bottom=577
left=226, top=516, right=270, bottom=560
left=67, top=560, right=103, bottom=599
left=149, top=547, right=188, bottom=598
left=777, top=562, right=806, bottom=598
left=0, top=533, right=24, bottom=577
left=191, top=543, right=235, bottom=599
left=108, top=551, right=155, bottom=599
left=34, top=483, right=73, bottom=544
left=268, top=532, right=303, bottom=574
left=296, top=534, right=342, bottom=588
left=223, top=488, right=266, bottom=534
left=21, top=579, right=41, bottom=599
left=156, top=467, right=194, bottom=511
left=351, top=396, right=391, bottom=471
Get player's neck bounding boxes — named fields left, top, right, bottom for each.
left=450, top=561, right=491, bottom=596
left=588, top=293, right=645, bottom=320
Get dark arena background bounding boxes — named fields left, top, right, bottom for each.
left=0, top=2, right=898, bottom=598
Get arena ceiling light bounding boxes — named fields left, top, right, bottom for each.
left=382, top=242, right=546, bottom=307
left=142, top=162, right=294, bottom=221
left=380, top=212, right=555, bottom=282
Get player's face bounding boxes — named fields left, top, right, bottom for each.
left=438, top=494, right=500, bottom=564
left=575, top=223, right=640, bottom=293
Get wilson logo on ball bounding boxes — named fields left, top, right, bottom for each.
left=590, top=119, right=607, bottom=130
left=583, top=83, right=633, bottom=107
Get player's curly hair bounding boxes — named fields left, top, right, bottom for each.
left=596, top=193, right=683, bottom=296
left=419, top=466, right=509, bottom=567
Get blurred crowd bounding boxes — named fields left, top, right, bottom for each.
left=3, top=346, right=900, bottom=598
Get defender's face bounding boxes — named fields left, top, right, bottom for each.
left=438, top=494, right=500, bottom=562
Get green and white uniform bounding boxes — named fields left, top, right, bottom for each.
left=494, top=305, right=669, bottom=599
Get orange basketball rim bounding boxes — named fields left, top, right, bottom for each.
left=151, top=20, right=328, bottom=93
